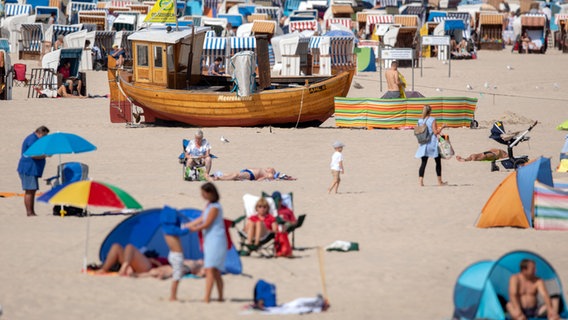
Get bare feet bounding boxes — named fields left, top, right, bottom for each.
left=27, top=212, right=37, bottom=217
left=456, top=156, right=465, bottom=162
left=438, top=181, right=448, bottom=186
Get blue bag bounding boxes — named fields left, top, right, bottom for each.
left=254, top=279, right=277, bottom=309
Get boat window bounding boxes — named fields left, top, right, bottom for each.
left=167, top=45, right=175, bottom=72
left=137, top=45, right=148, bottom=67
left=154, top=46, right=163, bottom=68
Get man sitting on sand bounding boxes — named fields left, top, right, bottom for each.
left=214, top=167, right=276, bottom=181
left=456, top=149, right=508, bottom=162
left=506, top=259, right=560, bottom=320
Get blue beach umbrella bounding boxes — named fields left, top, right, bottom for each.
left=23, top=132, right=96, bottom=156
left=23, top=132, right=97, bottom=186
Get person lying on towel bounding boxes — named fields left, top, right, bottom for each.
left=456, top=149, right=507, bottom=162
left=213, top=168, right=277, bottom=181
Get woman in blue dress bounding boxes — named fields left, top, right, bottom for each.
left=415, top=105, right=447, bottom=186
left=187, top=182, right=227, bottom=303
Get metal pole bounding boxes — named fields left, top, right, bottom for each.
left=448, top=45, right=451, bottom=78
left=379, top=47, right=383, bottom=92
left=412, top=49, right=415, bottom=91
left=420, top=38, right=423, bottom=77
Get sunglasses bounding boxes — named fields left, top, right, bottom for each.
left=256, top=205, right=268, bottom=208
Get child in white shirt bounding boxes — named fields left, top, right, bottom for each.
left=328, top=141, right=345, bottom=194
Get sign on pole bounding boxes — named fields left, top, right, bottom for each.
left=420, top=35, right=451, bottom=78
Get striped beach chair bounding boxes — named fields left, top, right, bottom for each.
left=254, top=6, right=281, bottom=22
left=49, top=25, right=81, bottom=46
left=325, top=17, right=352, bottom=32
left=366, top=14, right=394, bottom=35
left=4, top=4, right=32, bottom=17
left=289, top=19, right=318, bottom=33
left=78, top=10, right=107, bottom=30
left=308, top=36, right=322, bottom=66
left=67, top=2, right=96, bottom=15
left=202, top=36, right=227, bottom=70
left=19, top=23, right=43, bottom=60
left=283, top=0, right=302, bottom=17
left=230, top=36, right=256, bottom=56
left=35, top=6, right=59, bottom=22
left=330, top=36, right=354, bottom=68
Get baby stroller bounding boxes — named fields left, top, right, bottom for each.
left=489, top=120, right=538, bottom=171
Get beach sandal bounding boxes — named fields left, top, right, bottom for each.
left=246, top=244, right=259, bottom=252
left=239, top=249, right=251, bottom=256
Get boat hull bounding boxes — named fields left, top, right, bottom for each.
left=112, top=70, right=354, bottom=127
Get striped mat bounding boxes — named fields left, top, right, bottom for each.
left=334, top=96, right=478, bottom=129
left=534, top=181, right=568, bottom=231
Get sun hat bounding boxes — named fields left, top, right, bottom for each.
left=332, top=141, right=345, bottom=148
left=112, top=44, right=118, bottom=48
left=160, top=205, right=189, bottom=236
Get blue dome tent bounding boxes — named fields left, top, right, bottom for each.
left=453, top=250, right=566, bottom=320
left=99, top=207, right=242, bottom=275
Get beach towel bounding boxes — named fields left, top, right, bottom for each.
left=262, top=296, right=328, bottom=314
left=398, top=72, right=407, bottom=99
left=325, top=240, right=359, bottom=252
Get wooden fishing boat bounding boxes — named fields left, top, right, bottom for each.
left=108, top=27, right=355, bottom=127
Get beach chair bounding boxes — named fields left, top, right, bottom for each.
left=260, top=191, right=306, bottom=250
left=233, top=194, right=278, bottom=257
left=178, top=139, right=217, bottom=181
left=44, top=162, right=89, bottom=216
left=12, top=63, right=29, bottom=86
left=233, top=192, right=307, bottom=256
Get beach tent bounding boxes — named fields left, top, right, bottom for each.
left=99, top=207, right=243, bottom=274
left=452, top=250, right=567, bottom=320
left=476, top=157, right=553, bottom=228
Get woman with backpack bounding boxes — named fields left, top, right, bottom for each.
left=415, top=105, right=447, bottom=186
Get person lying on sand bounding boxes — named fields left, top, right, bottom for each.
left=95, top=244, right=166, bottom=276
left=94, top=243, right=204, bottom=278
left=134, top=260, right=205, bottom=279
left=213, top=167, right=277, bottom=181
left=456, top=148, right=508, bottom=162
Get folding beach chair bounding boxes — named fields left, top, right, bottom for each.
left=232, top=194, right=279, bottom=257
left=44, top=162, right=89, bottom=216
left=12, top=63, right=29, bottom=86
left=178, top=139, right=218, bottom=181
left=260, top=191, right=306, bottom=250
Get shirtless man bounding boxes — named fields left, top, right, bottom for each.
left=456, top=148, right=508, bottom=162
left=506, top=259, right=560, bottom=320
left=384, top=60, right=402, bottom=99
left=214, top=167, right=276, bottom=181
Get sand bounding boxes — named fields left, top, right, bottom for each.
left=1, top=49, right=568, bottom=320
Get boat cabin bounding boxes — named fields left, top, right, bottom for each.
left=128, top=27, right=208, bottom=89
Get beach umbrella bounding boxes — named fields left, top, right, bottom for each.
left=22, top=132, right=97, bottom=185
left=39, top=180, right=142, bottom=272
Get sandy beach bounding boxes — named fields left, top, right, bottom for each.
left=1, top=49, right=568, bottom=320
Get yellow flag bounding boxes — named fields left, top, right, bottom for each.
left=144, top=0, right=176, bottom=23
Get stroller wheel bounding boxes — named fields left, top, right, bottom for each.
left=470, top=120, right=479, bottom=129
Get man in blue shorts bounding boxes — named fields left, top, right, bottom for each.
left=17, top=126, right=50, bottom=216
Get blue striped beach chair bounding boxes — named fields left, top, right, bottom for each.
left=202, top=36, right=227, bottom=68
left=0, top=38, right=10, bottom=53
left=19, top=23, right=43, bottom=60
left=230, top=36, right=256, bottom=56
left=254, top=6, right=281, bottom=22
left=4, top=4, right=32, bottom=17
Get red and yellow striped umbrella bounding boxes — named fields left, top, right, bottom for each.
left=47, top=180, right=142, bottom=210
